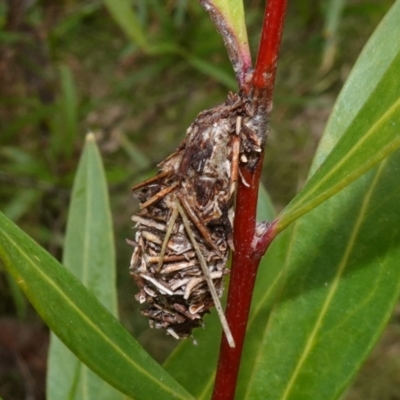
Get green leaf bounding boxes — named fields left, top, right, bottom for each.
left=3, top=189, right=40, bottom=222
left=199, top=0, right=251, bottom=83
left=105, top=1, right=181, bottom=56
left=119, top=132, right=151, bottom=169
left=49, top=65, right=79, bottom=158
left=47, top=134, right=123, bottom=400
left=163, top=184, right=276, bottom=398
left=59, top=64, right=79, bottom=158
left=187, top=56, right=237, bottom=90
left=320, top=0, right=346, bottom=72
left=103, top=0, right=149, bottom=51
left=0, top=220, right=193, bottom=400
left=277, top=0, right=400, bottom=233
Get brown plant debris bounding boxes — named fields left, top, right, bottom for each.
left=129, top=91, right=266, bottom=347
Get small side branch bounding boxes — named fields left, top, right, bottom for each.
left=253, top=219, right=279, bottom=258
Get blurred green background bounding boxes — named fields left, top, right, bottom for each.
left=0, top=0, right=399, bottom=399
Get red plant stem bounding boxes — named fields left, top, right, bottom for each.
left=212, top=1, right=288, bottom=399
left=212, top=157, right=264, bottom=400
left=253, top=0, right=288, bottom=110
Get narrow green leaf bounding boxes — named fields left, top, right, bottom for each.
left=187, top=56, right=237, bottom=90
left=0, top=213, right=193, bottom=400
left=59, top=64, right=78, bottom=158
left=3, top=189, right=40, bottom=222
left=199, top=0, right=251, bottom=83
left=103, top=0, right=149, bottom=51
left=49, top=65, right=79, bottom=158
left=47, top=134, right=123, bottom=400
left=277, top=0, right=400, bottom=233
left=163, top=184, right=275, bottom=398
left=320, top=0, right=346, bottom=72
left=119, top=132, right=151, bottom=170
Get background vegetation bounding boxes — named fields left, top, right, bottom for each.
left=0, top=0, right=399, bottom=399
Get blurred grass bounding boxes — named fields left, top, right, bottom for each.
left=0, top=1, right=398, bottom=399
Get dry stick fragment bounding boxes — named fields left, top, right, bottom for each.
left=131, top=215, right=166, bottom=231
left=157, top=205, right=179, bottom=272
left=184, top=271, right=224, bottom=299
left=167, top=328, right=180, bottom=340
left=131, top=170, right=171, bottom=192
left=140, top=274, right=174, bottom=295
left=178, top=194, right=222, bottom=256
left=229, top=116, right=241, bottom=197
left=176, top=200, right=235, bottom=348
left=146, top=252, right=196, bottom=264
left=169, top=278, right=191, bottom=291
left=141, top=231, right=162, bottom=245
left=140, top=181, right=179, bottom=209
left=143, top=286, right=157, bottom=297
left=230, top=135, right=240, bottom=197
left=189, top=303, right=205, bottom=315
left=162, top=260, right=198, bottom=274
left=239, top=169, right=250, bottom=187
left=235, top=116, right=242, bottom=135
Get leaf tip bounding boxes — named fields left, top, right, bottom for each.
left=86, top=132, right=96, bottom=143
